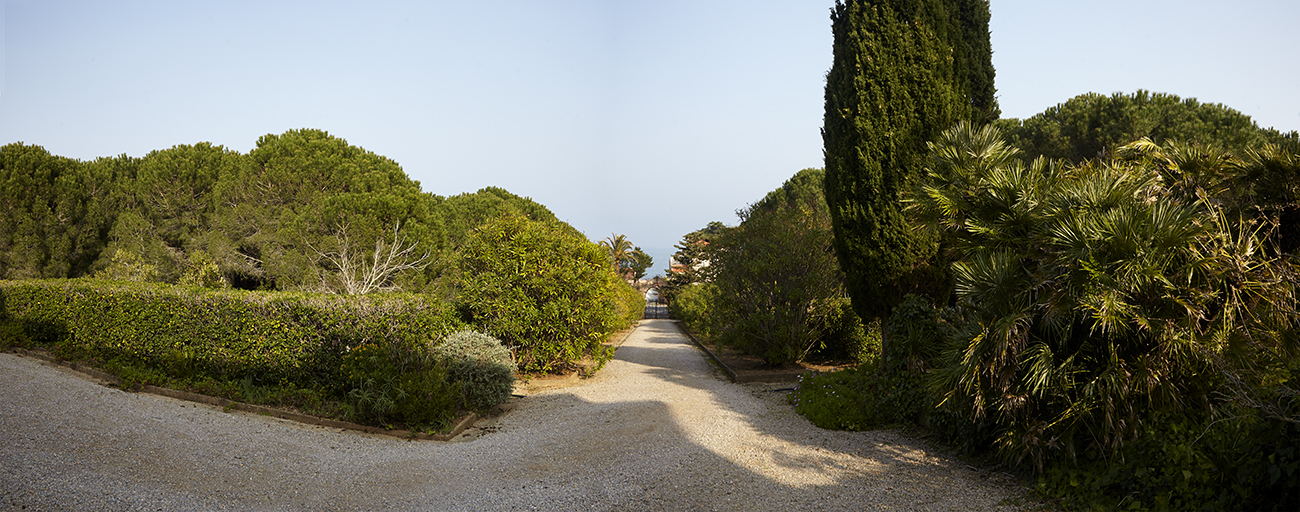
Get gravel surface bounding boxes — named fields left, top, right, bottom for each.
left=0, top=319, right=1032, bottom=511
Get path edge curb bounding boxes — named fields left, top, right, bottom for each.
left=671, top=321, right=739, bottom=383
left=4, top=347, right=477, bottom=442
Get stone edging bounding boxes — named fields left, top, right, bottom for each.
left=671, top=322, right=809, bottom=384
left=606, top=323, right=639, bottom=349
left=5, top=347, right=477, bottom=442
left=671, top=321, right=739, bottom=383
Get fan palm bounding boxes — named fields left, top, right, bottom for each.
left=918, top=123, right=1298, bottom=471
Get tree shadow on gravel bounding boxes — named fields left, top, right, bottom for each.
left=520, top=319, right=1027, bottom=510
left=0, top=322, right=1025, bottom=511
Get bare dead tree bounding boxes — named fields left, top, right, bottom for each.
left=312, top=221, right=431, bottom=294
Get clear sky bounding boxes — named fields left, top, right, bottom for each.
left=3, top=1, right=1298, bottom=277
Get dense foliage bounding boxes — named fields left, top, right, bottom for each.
left=995, top=90, right=1300, bottom=164
left=815, top=6, right=1299, bottom=506
left=669, top=169, right=876, bottom=365
left=454, top=214, right=627, bottom=373
left=431, top=330, right=517, bottom=412
left=822, top=0, right=998, bottom=322
left=0, top=280, right=461, bottom=384
left=708, top=169, right=870, bottom=364
left=795, top=122, right=1300, bottom=510
left=0, top=143, right=119, bottom=279
left=0, top=129, right=641, bottom=376
left=0, top=279, right=483, bottom=429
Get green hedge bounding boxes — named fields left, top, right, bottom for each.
left=0, top=279, right=464, bottom=393
left=610, top=279, right=645, bottom=331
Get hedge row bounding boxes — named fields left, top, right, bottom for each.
left=610, top=277, right=646, bottom=331
left=0, top=279, right=464, bottom=393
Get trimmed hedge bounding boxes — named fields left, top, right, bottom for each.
left=0, top=279, right=464, bottom=394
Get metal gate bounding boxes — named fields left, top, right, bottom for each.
left=643, top=300, right=669, bottom=319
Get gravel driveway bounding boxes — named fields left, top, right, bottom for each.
left=0, top=319, right=1029, bottom=511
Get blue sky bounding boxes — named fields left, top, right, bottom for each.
left=3, top=1, right=1298, bottom=277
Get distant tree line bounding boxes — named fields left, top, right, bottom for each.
left=0, top=128, right=643, bottom=373
left=1, top=130, right=552, bottom=291
left=995, top=90, right=1300, bottom=164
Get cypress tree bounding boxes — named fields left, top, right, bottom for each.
left=821, top=0, right=997, bottom=321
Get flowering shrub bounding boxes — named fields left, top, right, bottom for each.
left=789, top=369, right=873, bottom=431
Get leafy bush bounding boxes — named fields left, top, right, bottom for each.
left=455, top=214, right=620, bottom=373
left=0, top=319, right=30, bottom=349
left=668, top=283, right=716, bottom=339
left=1036, top=409, right=1300, bottom=511
left=609, top=278, right=645, bottom=331
left=342, top=341, right=456, bottom=429
left=819, top=296, right=880, bottom=365
left=178, top=250, right=228, bottom=288
left=432, top=330, right=516, bottom=412
left=790, top=368, right=873, bottom=431
left=792, top=296, right=948, bottom=429
left=2, top=278, right=468, bottom=430
left=706, top=169, right=850, bottom=365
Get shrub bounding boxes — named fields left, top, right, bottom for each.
left=881, top=294, right=944, bottom=377
left=708, top=172, right=846, bottom=365
left=790, top=368, right=873, bottom=431
left=432, top=330, right=516, bottom=412
left=178, top=250, right=228, bottom=288
left=609, top=279, right=645, bottom=331
left=789, top=294, right=995, bottom=448
left=817, top=296, right=880, bottom=365
left=455, top=214, right=620, bottom=373
left=0, top=318, right=29, bottom=349
left=668, top=283, right=716, bottom=339
left=342, top=341, right=456, bottom=429
left=1035, top=408, right=1300, bottom=511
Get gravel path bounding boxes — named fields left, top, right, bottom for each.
left=0, top=319, right=1029, bottom=511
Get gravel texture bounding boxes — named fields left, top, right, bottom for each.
left=0, top=319, right=1031, bottom=511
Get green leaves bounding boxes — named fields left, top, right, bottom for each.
left=823, top=0, right=998, bottom=321
left=0, top=279, right=464, bottom=389
left=995, top=90, right=1300, bottom=165
left=919, top=122, right=1300, bottom=476
left=0, top=143, right=119, bottom=279
left=454, top=214, right=621, bottom=373
left=708, top=171, right=852, bottom=364
left=671, top=168, right=873, bottom=366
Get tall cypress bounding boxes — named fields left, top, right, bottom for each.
left=822, top=0, right=997, bottom=321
